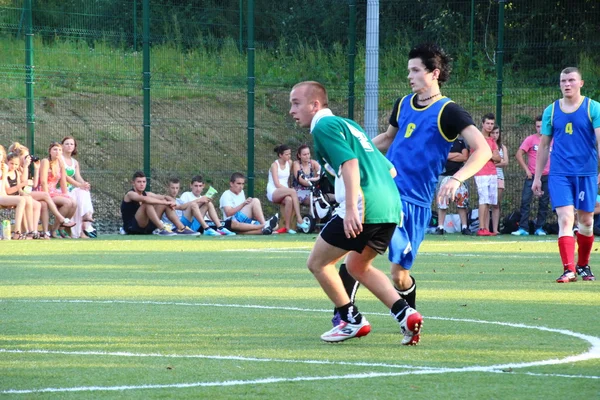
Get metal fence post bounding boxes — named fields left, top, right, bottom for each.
left=348, top=0, right=356, bottom=119
left=246, top=0, right=255, bottom=197
left=496, top=0, right=506, bottom=127
left=25, top=0, right=35, bottom=153
left=143, top=0, right=151, bottom=189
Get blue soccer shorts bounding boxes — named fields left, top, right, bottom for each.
left=388, top=201, right=431, bottom=270
left=548, top=175, right=597, bottom=212
left=181, top=215, right=202, bottom=232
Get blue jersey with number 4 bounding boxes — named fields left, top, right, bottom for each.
left=542, top=96, right=600, bottom=176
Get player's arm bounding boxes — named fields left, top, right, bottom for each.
left=533, top=106, right=554, bottom=193
left=452, top=125, right=491, bottom=183
left=496, top=145, right=509, bottom=168
left=127, top=191, right=172, bottom=206
left=340, top=158, right=362, bottom=238
left=448, top=148, right=468, bottom=162
left=532, top=135, right=551, bottom=195
left=595, top=127, right=600, bottom=184
left=0, top=163, right=8, bottom=196
left=490, top=146, right=501, bottom=163
left=372, top=124, right=399, bottom=153
left=221, top=195, right=250, bottom=217
left=515, top=148, right=531, bottom=178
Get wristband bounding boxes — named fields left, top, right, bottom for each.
left=450, top=176, right=463, bottom=185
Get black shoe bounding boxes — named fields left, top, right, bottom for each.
left=432, top=227, right=445, bottom=235
left=262, top=213, right=278, bottom=235
left=461, top=227, right=472, bottom=235
left=576, top=265, right=596, bottom=281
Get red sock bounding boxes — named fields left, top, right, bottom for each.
left=576, top=232, right=594, bottom=267
left=558, top=236, right=575, bottom=272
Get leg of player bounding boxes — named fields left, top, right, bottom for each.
left=555, top=205, right=577, bottom=283
left=575, top=210, right=596, bottom=281
left=307, top=236, right=371, bottom=343
left=391, top=263, right=417, bottom=310
left=348, top=249, right=422, bottom=346
left=332, top=260, right=361, bottom=326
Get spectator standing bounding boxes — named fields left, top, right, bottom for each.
left=433, top=134, right=471, bottom=235
left=473, top=113, right=501, bottom=236
left=491, top=126, right=509, bottom=235
left=512, top=116, right=551, bottom=236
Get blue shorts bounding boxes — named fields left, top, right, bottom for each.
left=181, top=215, right=202, bottom=232
left=548, top=175, right=597, bottom=212
left=233, top=211, right=260, bottom=225
left=388, top=202, right=431, bottom=270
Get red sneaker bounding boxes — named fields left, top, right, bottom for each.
left=400, top=308, right=423, bottom=345
left=275, top=227, right=288, bottom=234
left=477, top=229, right=492, bottom=236
left=556, top=271, right=577, bottom=283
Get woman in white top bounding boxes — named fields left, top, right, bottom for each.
left=491, top=126, right=509, bottom=235
left=61, top=136, right=95, bottom=238
left=266, top=144, right=308, bottom=234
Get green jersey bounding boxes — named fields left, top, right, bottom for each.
left=310, top=108, right=401, bottom=224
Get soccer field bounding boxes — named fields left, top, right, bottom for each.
left=1, top=235, right=598, bottom=399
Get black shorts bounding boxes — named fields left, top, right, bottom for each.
left=124, top=219, right=157, bottom=235
left=320, top=214, right=396, bottom=254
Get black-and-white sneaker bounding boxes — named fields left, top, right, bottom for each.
left=576, top=265, right=596, bottom=281
left=262, top=213, right=279, bottom=235
left=432, top=227, right=445, bottom=235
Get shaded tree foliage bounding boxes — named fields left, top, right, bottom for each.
left=5, top=0, right=598, bottom=77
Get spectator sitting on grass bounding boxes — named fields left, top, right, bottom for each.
left=219, top=172, right=278, bottom=235
left=164, top=176, right=235, bottom=236
left=121, top=170, right=199, bottom=236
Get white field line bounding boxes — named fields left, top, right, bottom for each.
left=1, top=299, right=599, bottom=394
left=2, top=369, right=598, bottom=395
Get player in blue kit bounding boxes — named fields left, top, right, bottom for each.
left=532, top=67, right=600, bottom=283
left=334, top=43, right=491, bottom=323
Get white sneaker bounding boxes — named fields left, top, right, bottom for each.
left=320, top=318, right=371, bottom=343
left=399, top=308, right=423, bottom=345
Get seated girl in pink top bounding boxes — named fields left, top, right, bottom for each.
left=39, top=142, right=77, bottom=238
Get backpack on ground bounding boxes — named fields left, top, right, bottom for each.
left=500, top=210, right=521, bottom=234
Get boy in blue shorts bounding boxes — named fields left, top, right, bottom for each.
left=335, top=43, right=491, bottom=320
left=533, top=67, right=600, bottom=282
left=290, top=80, right=423, bottom=345
left=168, top=176, right=235, bottom=236
left=219, top=172, right=278, bottom=235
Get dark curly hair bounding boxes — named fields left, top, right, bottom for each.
left=408, top=43, right=452, bottom=86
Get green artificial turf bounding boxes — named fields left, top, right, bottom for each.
left=0, top=235, right=598, bottom=399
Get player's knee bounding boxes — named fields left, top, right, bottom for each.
left=306, top=259, right=320, bottom=275
left=578, top=222, right=593, bottom=235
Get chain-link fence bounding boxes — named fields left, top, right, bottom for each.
left=1, top=0, right=598, bottom=232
